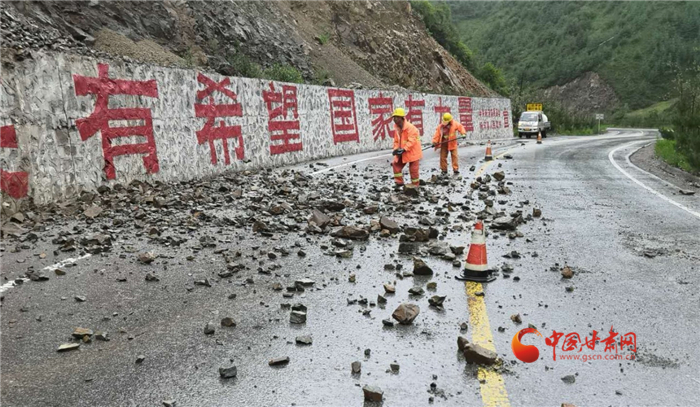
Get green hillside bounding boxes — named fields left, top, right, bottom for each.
left=450, top=1, right=700, bottom=110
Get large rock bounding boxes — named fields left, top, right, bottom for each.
left=332, top=226, right=369, bottom=241
left=392, top=303, right=420, bottom=325
left=309, top=209, right=331, bottom=229
left=398, top=242, right=419, bottom=254
left=362, top=385, right=384, bottom=402
left=491, top=216, right=522, bottom=231
left=413, top=257, right=433, bottom=275
left=379, top=216, right=400, bottom=233
left=463, top=343, right=498, bottom=365
left=317, top=200, right=345, bottom=212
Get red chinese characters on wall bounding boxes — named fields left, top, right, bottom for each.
left=503, top=110, right=510, bottom=128
left=0, top=125, right=29, bottom=199
left=194, top=73, right=244, bottom=165
left=328, top=89, right=359, bottom=144
left=458, top=97, right=474, bottom=132
left=433, top=97, right=451, bottom=119
left=73, top=63, right=159, bottom=180
left=263, top=82, right=302, bottom=155
left=478, top=107, right=504, bottom=130
left=368, top=93, right=393, bottom=142
left=405, top=94, right=425, bottom=136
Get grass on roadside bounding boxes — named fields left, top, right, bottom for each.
left=655, top=139, right=694, bottom=173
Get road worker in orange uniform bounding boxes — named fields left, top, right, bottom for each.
left=391, top=108, right=422, bottom=189
left=432, top=113, right=466, bottom=175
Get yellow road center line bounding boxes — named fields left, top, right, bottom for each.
left=467, top=149, right=512, bottom=407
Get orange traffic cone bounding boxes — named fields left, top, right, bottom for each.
left=485, top=140, right=493, bottom=161
left=455, top=221, right=496, bottom=282
left=536, top=131, right=542, bottom=144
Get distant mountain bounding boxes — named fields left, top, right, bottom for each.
left=450, top=1, right=700, bottom=111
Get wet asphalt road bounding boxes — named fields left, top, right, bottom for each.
left=1, top=130, right=699, bottom=407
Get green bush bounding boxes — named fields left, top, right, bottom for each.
left=313, top=69, right=331, bottom=85
left=659, top=126, right=675, bottom=140
left=412, top=1, right=477, bottom=73
left=317, top=32, right=331, bottom=45
left=227, top=53, right=262, bottom=79
left=479, top=63, right=508, bottom=95
left=655, top=139, right=694, bottom=173
left=263, top=63, right=304, bottom=84
left=674, top=122, right=700, bottom=171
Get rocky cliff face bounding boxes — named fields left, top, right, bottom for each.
left=1, top=0, right=494, bottom=97
left=543, top=72, right=619, bottom=115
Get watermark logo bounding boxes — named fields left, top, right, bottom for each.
left=511, top=327, right=543, bottom=363
left=511, top=326, right=637, bottom=362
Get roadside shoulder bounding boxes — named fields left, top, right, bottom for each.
left=630, top=141, right=700, bottom=193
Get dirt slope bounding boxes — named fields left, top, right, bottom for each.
left=1, top=0, right=494, bottom=96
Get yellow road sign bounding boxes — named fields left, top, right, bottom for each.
left=526, top=103, right=542, bottom=111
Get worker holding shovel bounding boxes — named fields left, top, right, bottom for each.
left=432, top=113, right=466, bottom=175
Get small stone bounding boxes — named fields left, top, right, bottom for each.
left=510, top=314, right=522, bottom=324
left=392, top=303, right=420, bottom=325
left=382, top=319, right=394, bottom=327
left=379, top=216, right=400, bottom=233
left=95, top=331, right=109, bottom=341
left=428, top=295, right=446, bottom=307
left=566, top=286, right=575, bottom=292
left=408, top=287, right=425, bottom=295
left=383, top=283, right=395, bottom=293
left=72, top=327, right=93, bottom=338
left=219, top=366, right=237, bottom=378
left=413, top=257, right=433, bottom=275
left=83, top=206, right=103, bottom=219
left=269, top=356, right=290, bottom=366
left=561, top=266, right=574, bottom=279
left=493, top=171, right=506, bottom=181
left=332, top=225, right=369, bottom=241
left=348, top=274, right=356, bottom=283
left=136, top=355, right=146, bottom=364
left=390, top=363, right=400, bottom=372
left=351, top=360, right=362, bottom=374
left=204, top=322, right=216, bottom=335
left=57, top=343, right=80, bottom=352
left=362, top=385, right=383, bottom=402
left=54, top=269, right=66, bottom=276
left=162, top=400, right=176, bottom=407
left=290, top=311, right=307, bottom=324
left=138, top=252, right=156, bottom=264
left=221, top=317, right=236, bottom=327
left=533, top=208, right=542, bottom=217
left=145, top=273, right=159, bottom=282
left=194, top=278, right=211, bottom=287
left=426, top=282, right=437, bottom=290
left=460, top=322, right=469, bottom=331
left=74, top=295, right=87, bottom=302
left=561, top=375, right=576, bottom=384
left=295, top=335, right=312, bottom=345
left=377, top=294, right=387, bottom=304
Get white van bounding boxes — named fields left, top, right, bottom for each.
left=517, top=111, right=551, bottom=138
